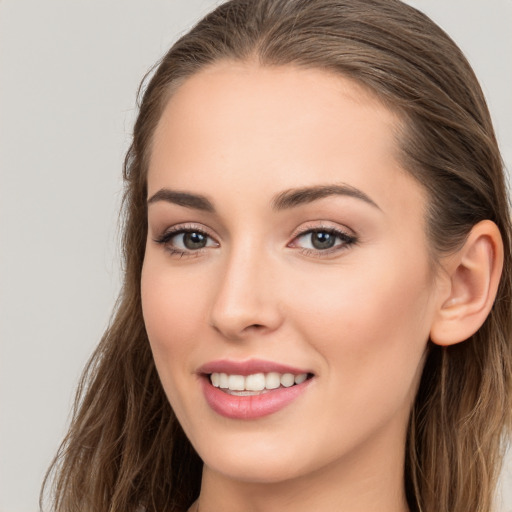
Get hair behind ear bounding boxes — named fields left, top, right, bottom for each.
left=408, top=217, right=510, bottom=511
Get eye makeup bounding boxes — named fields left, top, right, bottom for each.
left=153, top=223, right=219, bottom=258
left=289, top=226, right=357, bottom=258
left=153, top=220, right=358, bottom=260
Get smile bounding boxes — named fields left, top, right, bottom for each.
left=210, top=372, right=309, bottom=395
left=199, top=360, right=314, bottom=420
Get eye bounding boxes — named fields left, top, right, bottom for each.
left=154, top=225, right=219, bottom=256
left=302, top=231, right=338, bottom=250
left=290, top=227, right=357, bottom=255
left=174, top=231, right=213, bottom=250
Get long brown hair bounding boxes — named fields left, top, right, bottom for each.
left=41, top=1, right=512, bottom=511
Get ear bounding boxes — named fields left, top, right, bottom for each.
left=430, top=220, right=504, bottom=346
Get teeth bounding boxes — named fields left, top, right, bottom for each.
left=266, top=372, right=281, bottom=390
left=245, top=373, right=266, bottom=391
left=210, top=372, right=309, bottom=391
left=211, top=372, right=220, bottom=387
left=281, top=373, right=295, bottom=387
left=219, top=373, right=229, bottom=388
left=228, top=374, right=245, bottom=391
left=294, top=373, right=307, bottom=384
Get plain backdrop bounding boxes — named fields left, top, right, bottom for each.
left=0, top=1, right=511, bottom=511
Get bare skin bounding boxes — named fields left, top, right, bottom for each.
left=141, top=62, right=503, bottom=512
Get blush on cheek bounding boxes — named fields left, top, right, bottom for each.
left=141, top=274, right=199, bottom=365
left=293, top=263, right=431, bottom=380
left=141, top=274, right=173, bottom=352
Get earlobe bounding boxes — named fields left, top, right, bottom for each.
left=430, top=220, right=504, bottom=346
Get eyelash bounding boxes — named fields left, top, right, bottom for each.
left=153, top=224, right=357, bottom=259
left=153, top=224, right=216, bottom=258
left=290, top=226, right=357, bottom=258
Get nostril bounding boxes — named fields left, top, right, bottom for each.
left=245, top=323, right=265, bottom=331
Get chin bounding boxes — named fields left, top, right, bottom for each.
left=204, top=452, right=311, bottom=485
left=192, top=426, right=336, bottom=485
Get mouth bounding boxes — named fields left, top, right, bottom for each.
left=208, top=371, right=312, bottom=396
left=198, top=360, right=315, bottom=419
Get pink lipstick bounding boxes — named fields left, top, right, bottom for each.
left=198, top=359, right=313, bottom=420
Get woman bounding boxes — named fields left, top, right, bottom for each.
left=41, top=0, right=512, bottom=511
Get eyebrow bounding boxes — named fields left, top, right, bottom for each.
left=147, top=189, right=215, bottom=212
left=271, top=184, right=381, bottom=211
left=147, top=183, right=380, bottom=212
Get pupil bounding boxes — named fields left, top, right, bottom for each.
left=184, top=232, right=207, bottom=249
left=311, top=231, right=335, bottom=250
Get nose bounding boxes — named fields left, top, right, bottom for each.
left=208, top=244, right=284, bottom=341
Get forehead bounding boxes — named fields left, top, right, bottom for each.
left=150, top=62, right=399, bottom=164
left=148, top=62, right=423, bottom=219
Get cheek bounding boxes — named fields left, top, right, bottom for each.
left=141, top=259, right=206, bottom=373
left=288, top=254, right=434, bottom=396
left=283, top=262, right=433, bottom=460
left=141, top=258, right=212, bottom=433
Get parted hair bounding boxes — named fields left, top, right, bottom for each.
left=41, top=1, right=512, bottom=511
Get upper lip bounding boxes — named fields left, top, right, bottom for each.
left=197, top=359, right=312, bottom=376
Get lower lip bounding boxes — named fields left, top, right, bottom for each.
left=201, top=376, right=312, bottom=420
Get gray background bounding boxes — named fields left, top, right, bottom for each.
left=0, top=1, right=511, bottom=511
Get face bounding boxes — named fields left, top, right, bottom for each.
left=141, top=63, right=441, bottom=486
